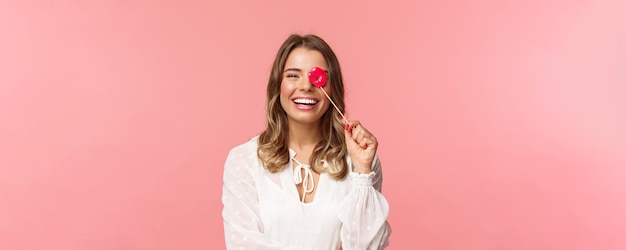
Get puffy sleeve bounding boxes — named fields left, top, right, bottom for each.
left=221, top=145, right=290, bottom=249
left=338, top=155, right=392, bottom=249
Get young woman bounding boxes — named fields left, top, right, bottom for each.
left=222, top=34, right=391, bottom=249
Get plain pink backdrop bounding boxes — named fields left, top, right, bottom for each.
left=1, top=0, right=625, bottom=249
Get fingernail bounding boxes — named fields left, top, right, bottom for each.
left=344, top=124, right=350, bottom=130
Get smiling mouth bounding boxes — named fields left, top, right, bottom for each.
left=292, top=98, right=318, bottom=106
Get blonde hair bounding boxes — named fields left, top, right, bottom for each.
left=257, top=34, right=348, bottom=180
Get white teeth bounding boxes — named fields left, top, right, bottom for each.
left=293, top=98, right=318, bottom=105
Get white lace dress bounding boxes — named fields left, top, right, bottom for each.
left=222, top=136, right=391, bottom=249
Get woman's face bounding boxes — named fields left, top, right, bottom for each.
left=280, top=47, right=331, bottom=127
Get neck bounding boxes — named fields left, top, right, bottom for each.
left=287, top=120, right=322, bottom=152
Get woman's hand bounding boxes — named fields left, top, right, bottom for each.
left=344, top=120, right=378, bottom=174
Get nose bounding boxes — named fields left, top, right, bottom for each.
left=298, top=77, right=315, bottom=91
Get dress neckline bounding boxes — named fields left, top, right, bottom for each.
left=288, top=149, right=326, bottom=204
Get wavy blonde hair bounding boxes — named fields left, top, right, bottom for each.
left=257, top=34, right=348, bottom=180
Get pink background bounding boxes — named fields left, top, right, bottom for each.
left=1, top=0, right=625, bottom=249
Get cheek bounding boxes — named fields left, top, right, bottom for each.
left=280, top=81, right=295, bottom=95
left=279, top=82, right=293, bottom=105
left=321, top=82, right=333, bottom=98
left=323, top=85, right=331, bottom=94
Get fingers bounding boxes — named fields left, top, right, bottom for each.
left=344, top=120, right=377, bottom=149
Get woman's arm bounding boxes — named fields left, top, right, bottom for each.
left=341, top=120, right=391, bottom=249
left=222, top=145, right=289, bottom=249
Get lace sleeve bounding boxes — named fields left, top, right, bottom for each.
left=338, top=155, right=392, bottom=249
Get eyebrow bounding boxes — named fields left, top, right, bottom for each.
left=283, top=68, right=302, bottom=72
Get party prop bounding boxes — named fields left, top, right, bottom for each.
left=308, top=67, right=349, bottom=125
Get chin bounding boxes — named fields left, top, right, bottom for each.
left=288, top=116, right=323, bottom=125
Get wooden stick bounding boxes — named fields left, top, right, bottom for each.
left=319, top=87, right=349, bottom=124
